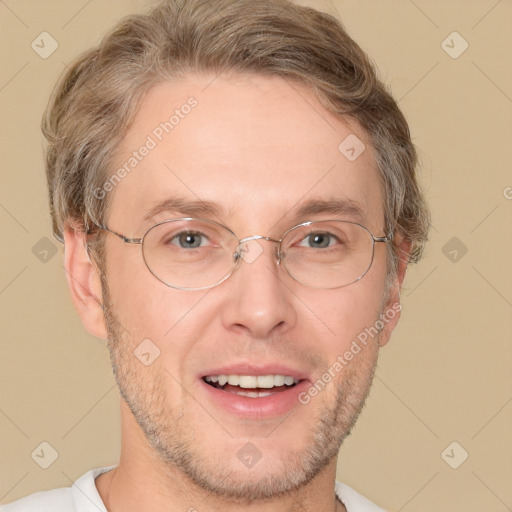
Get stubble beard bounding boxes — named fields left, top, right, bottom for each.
left=100, top=276, right=380, bottom=502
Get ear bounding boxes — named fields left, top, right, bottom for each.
left=378, top=236, right=411, bottom=347
left=63, top=226, right=108, bottom=340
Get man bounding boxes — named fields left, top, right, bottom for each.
left=2, top=0, right=429, bottom=510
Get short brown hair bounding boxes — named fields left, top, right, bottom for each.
left=42, top=0, right=430, bottom=283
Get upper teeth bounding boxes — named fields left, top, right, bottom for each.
left=205, top=375, right=298, bottom=388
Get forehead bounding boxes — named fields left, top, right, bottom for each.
left=109, top=73, right=384, bottom=234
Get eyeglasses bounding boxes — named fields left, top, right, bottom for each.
left=94, top=218, right=393, bottom=290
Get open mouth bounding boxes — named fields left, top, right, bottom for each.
left=202, top=374, right=300, bottom=398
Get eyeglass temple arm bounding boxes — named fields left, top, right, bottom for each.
left=97, top=225, right=143, bottom=245
left=374, top=232, right=394, bottom=243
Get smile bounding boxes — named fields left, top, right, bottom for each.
left=203, top=374, right=299, bottom=398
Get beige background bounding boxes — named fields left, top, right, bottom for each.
left=1, top=1, right=511, bottom=510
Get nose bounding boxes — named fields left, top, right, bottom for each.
left=221, top=238, right=297, bottom=338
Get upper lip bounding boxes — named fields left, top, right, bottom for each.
left=199, top=363, right=310, bottom=381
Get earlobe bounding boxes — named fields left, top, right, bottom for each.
left=63, top=226, right=108, bottom=340
left=378, top=237, right=411, bottom=347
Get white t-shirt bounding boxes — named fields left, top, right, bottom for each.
left=0, top=466, right=386, bottom=512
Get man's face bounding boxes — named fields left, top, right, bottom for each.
left=99, top=73, right=393, bottom=499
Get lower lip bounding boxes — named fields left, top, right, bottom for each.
left=200, top=379, right=311, bottom=419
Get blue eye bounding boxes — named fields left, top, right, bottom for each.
left=300, top=232, right=337, bottom=249
left=171, top=231, right=208, bottom=249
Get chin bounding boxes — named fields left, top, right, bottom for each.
left=174, top=450, right=331, bottom=501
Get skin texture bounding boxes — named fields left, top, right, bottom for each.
left=64, top=73, right=410, bottom=512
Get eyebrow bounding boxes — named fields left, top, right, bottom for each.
left=294, top=197, right=367, bottom=223
left=143, top=197, right=224, bottom=223
left=142, top=196, right=367, bottom=226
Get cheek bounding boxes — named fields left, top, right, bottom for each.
left=104, top=262, right=221, bottom=376
left=307, top=279, right=385, bottom=354
left=103, top=245, right=187, bottom=339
